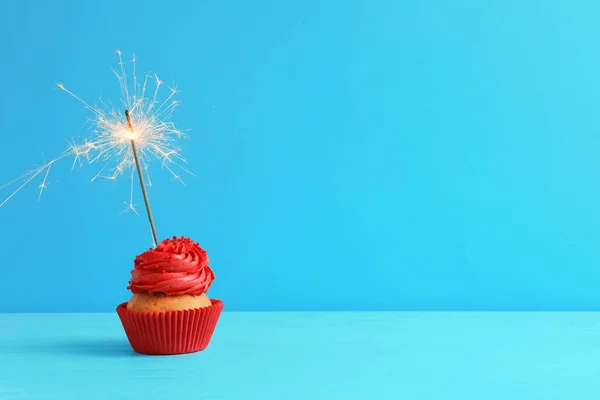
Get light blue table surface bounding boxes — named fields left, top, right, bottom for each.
left=1, top=311, right=600, bottom=399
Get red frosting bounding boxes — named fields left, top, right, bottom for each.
left=127, top=236, right=215, bottom=296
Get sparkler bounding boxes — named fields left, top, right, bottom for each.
left=0, top=50, right=193, bottom=247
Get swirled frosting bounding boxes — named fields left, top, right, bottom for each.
left=127, top=236, right=215, bottom=296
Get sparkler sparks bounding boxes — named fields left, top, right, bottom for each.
left=0, top=50, right=193, bottom=242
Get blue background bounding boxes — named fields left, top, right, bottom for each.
left=1, top=0, right=599, bottom=312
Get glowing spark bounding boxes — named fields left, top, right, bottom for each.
left=38, top=161, right=54, bottom=201
left=0, top=51, right=192, bottom=211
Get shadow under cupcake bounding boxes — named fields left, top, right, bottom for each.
left=117, top=236, right=223, bottom=355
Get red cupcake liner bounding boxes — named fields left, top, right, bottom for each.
left=116, top=299, right=224, bottom=355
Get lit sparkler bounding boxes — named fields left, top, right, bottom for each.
left=0, top=50, right=193, bottom=246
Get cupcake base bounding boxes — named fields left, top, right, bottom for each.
left=127, top=292, right=212, bottom=312
left=117, top=298, right=223, bottom=355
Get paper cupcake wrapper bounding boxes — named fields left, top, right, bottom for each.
left=117, top=299, right=224, bottom=355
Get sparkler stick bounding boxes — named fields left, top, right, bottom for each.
left=126, top=109, right=158, bottom=247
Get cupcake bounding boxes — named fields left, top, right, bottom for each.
left=117, top=236, right=223, bottom=355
